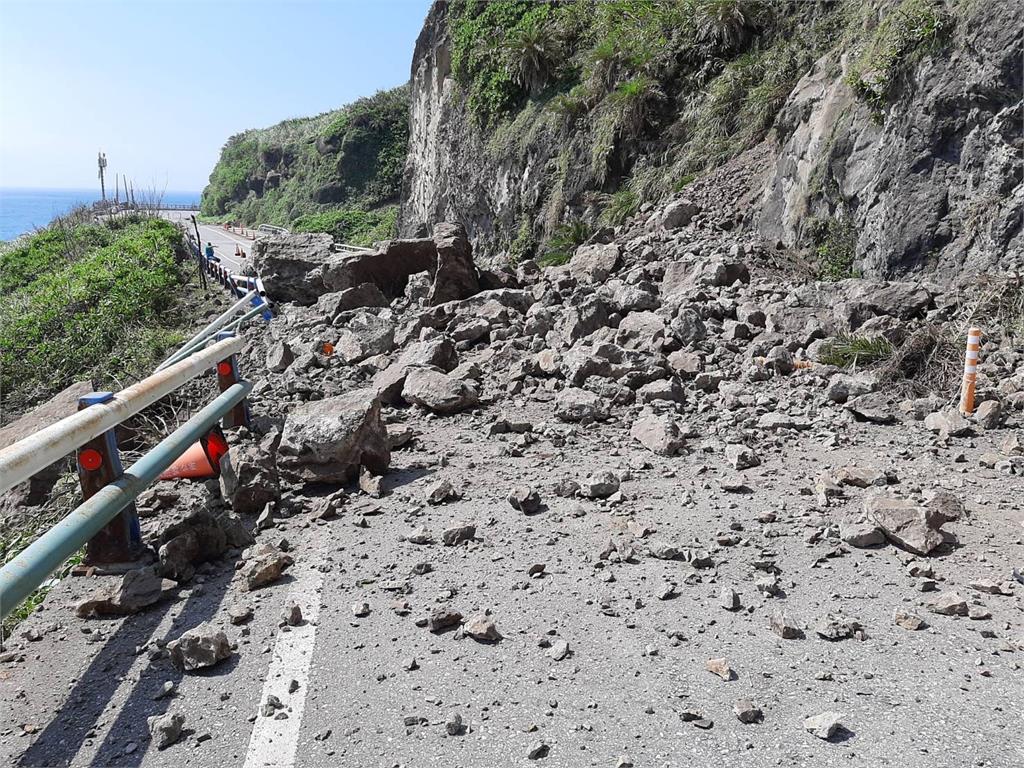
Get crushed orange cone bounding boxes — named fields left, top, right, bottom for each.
left=158, top=429, right=229, bottom=480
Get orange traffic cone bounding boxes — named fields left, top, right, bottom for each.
left=158, top=430, right=229, bottom=480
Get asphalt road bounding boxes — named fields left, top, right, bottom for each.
left=2, top=400, right=1022, bottom=768
left=160, top=211, right=259, bottom=274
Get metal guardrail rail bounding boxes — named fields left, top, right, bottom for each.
left=0, top=337, right=243, bottom=495
left=0, top=307, right=267, bottom=618
left=0, top=381, right=251, bottom=615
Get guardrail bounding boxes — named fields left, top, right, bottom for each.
left=257, top=223, right=289, bottom=236
left=138, top=202, right=201, bottom=211
left=0, top=333, right=256, bottom=618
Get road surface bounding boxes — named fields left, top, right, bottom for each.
left=160, top=211, right=258, bottom=275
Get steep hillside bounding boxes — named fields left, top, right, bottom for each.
left=402, top=0, right=1022, bottom=277
left=201, top=86, right=409, bottom=246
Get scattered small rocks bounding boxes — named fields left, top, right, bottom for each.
left=147, top=712, right=185, bottom=750
left=803, top=710, right=844, bottom=740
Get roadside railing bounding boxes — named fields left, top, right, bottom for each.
left=0, top=332, right=258, bottom=618
left=257, top=223, right=289, bottom=236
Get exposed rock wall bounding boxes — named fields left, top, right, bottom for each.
left=757, top=0, right=1023, bottom=277
left=401, top=0, right=1022, bottom=280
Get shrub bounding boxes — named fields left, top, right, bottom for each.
left=695, top=0, right=766, bottom=52
left=0, top=218, right=187, bottom=406
left=813, top=217, right=860, bottom=282
left=601, top=187, right=640, bottom=226
left=819, top=334, right=895, bottom=368
left=847, top=0, right=953, bottom=113
left=505, top=17, right=560, bottom=94
left=506, top=218, right=536, bottom=265
left=292, top=206, right=398, bottom=247
left=538, top=219, right=591, bottom=267
left=610, top=76, right=665, bottom=138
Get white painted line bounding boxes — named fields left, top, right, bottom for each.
left=203, top=226, right=256, bottom=248
left=242, top=565, right=324, bottom=768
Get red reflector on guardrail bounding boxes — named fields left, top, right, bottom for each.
left=79, top=448, right=103, bottom=471
left=217, top=361, right=233, bottom=376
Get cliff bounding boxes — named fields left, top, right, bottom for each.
left=401, top=0, right=1022, bottom=278
left=201, top=86, right=410, bottom=245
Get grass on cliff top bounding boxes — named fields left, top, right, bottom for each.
left=0, top=212, right=189, bottom=411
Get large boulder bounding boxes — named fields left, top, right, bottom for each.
left=865, top=494, right=947, bottom=556
left=219, top=437, right=280, bottom=515
left=570, top=243, right=620, bottom=283
left=324, top=223, right=479, bottom=307
left=334, top=311, right=397, bottom=363
left=430, top=222, right=479, bottom=304
left=630, top=412, right=685, bottom=455
left=156, top=508, right=228, bottom=582
left=75, top=567, right=176, bottom=618
left=252, top=233, right=343, bottom=305
left=402, top=368, right=479, bottom=414
left=372, top=337, right=458, bottom=404
left=277, top=389, right=390, bottom=483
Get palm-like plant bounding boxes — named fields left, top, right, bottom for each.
left=505, top=20, right=559, bottom=94
left=695, top=0, right=762, bottom=51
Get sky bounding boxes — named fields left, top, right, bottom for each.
left=0, top=0, right=433, bottom=193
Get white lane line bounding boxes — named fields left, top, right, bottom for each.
left=202, top=226, right=256, bottom=248
left=242, top=564, right=324, bottom=768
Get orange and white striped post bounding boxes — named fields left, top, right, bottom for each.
left=959, top=327, right=982, bottom=415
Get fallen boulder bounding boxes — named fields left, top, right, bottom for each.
left=75, top=567, right=176, bottom=618
left=277, top=389, right=390, bottom=483
left=168, top=623, right=233, bottom=672
left=401, top=368, right=479, bottom=414
left=865, top=494, right=947, bottom=556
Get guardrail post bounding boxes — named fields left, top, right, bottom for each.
left=214, top=332, right=250, bottom=428
left=76, top=392, right=143, bottom=565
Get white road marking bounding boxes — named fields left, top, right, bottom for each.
left=242, top=564, right=324, bottom=768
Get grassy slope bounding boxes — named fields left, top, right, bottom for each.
left=0, top=212, right=189, bottom=412
left=200, top=86, right=409, bottom=246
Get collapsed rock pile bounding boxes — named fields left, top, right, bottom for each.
left=15, top=196, right=1020, bottom=764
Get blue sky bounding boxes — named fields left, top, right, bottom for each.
left=0, top=0, right=432, bottom=192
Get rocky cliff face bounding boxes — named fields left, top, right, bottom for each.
left=401, top=0, right=1022, bottom=280
left=757, top=0, right=1023, bottom=278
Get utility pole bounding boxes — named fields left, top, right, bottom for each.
left=114, top=174, right=120, bottom=205
left=97, top=151, right=107, bottom=202
left=191, top=214, right=208, bottom=290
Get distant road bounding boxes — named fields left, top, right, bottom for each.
left=159, top=210, right=258, bottom=274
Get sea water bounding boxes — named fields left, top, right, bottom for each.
left=0, top=188, right=202, bottom=242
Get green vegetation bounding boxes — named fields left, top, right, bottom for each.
left=538, top=219, right=591, bottom=266
left=448, top=0, right=847, bottom=252
left=847, top=0, right=953, bottom=114
left=819, top=334, right=896, bottom=368
left=506, top=219, right=537, bottom=265
left=812, top=216, right=860, bottom=281
left=0, top=213, right=187, bottom=408
left=200, top=86, right=409, bottom=239
left=292, top=206, right=398, bottom=247
left=600, top=186, right=640, bottom=226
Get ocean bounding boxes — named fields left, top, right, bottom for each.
left=0, top=187, right=202, bottom=242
